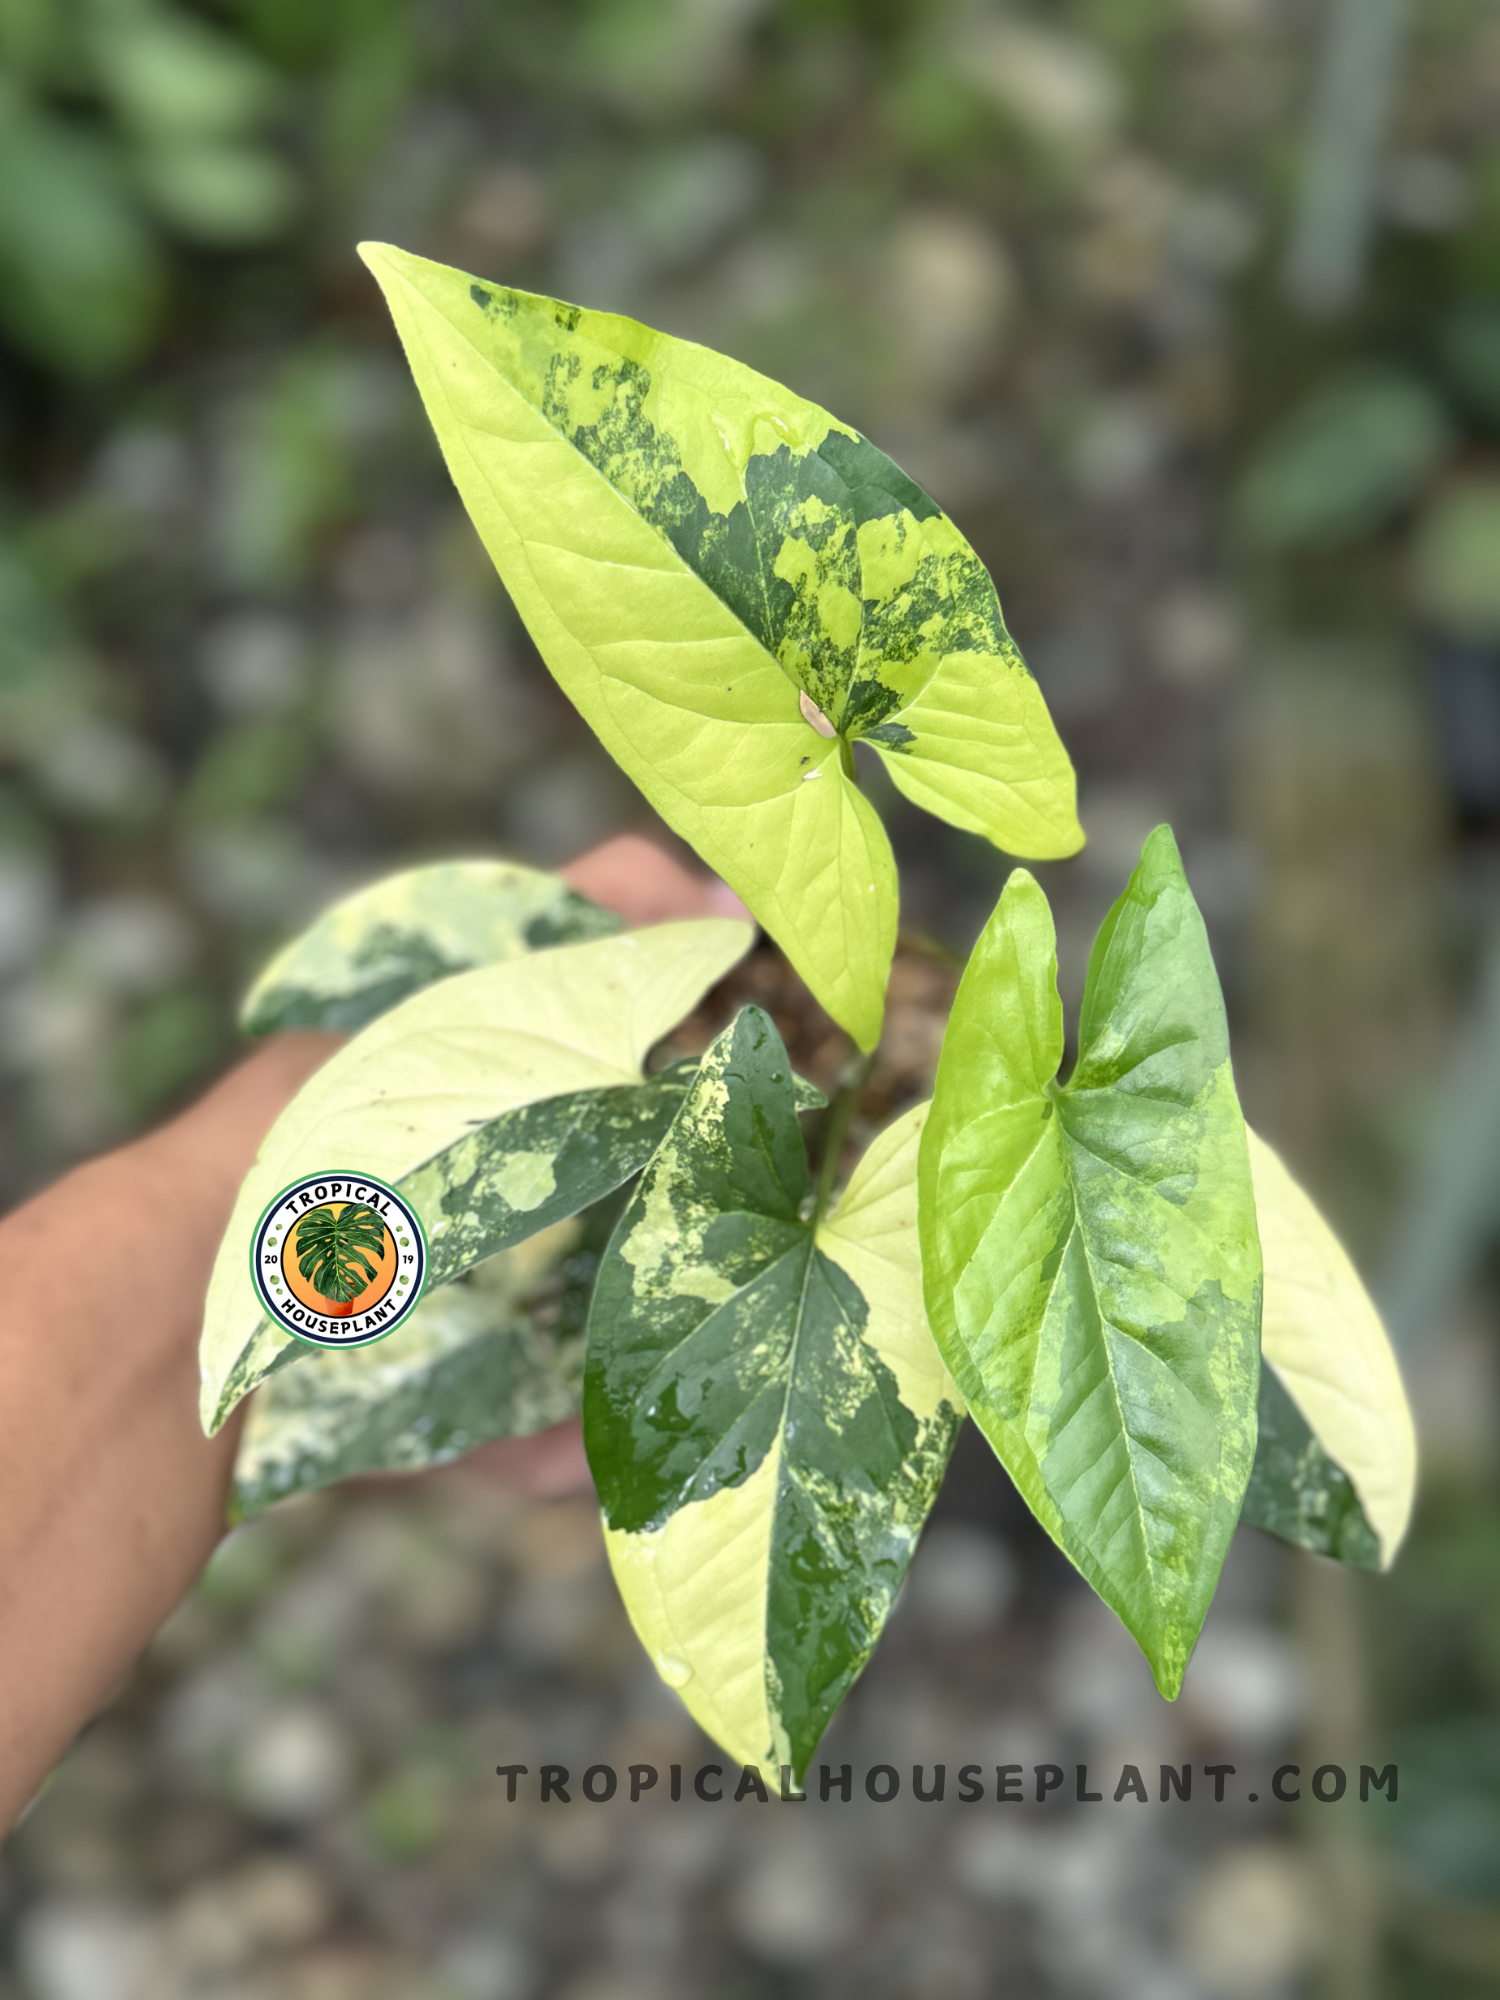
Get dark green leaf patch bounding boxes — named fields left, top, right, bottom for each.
left=1240, top=1366, right=1381, bottom=1569
left=403, top=1064, right=700, bottom=1290
left=233, top=1211, right=609, bottom=1519
left=470, top=278, right=1030, bottom=741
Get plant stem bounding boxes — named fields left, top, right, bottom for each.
left=812, top=1050, right=874, bottom=1224
left=838, top=735, right=857, bottom=783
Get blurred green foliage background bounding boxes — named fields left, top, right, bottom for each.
left=3, top=1, right=1500, bottom=1995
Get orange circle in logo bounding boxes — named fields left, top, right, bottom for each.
left=278, top=1201, right=400, bottom=1318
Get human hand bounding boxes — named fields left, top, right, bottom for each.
left=0, top=833, right=743, bottom=1825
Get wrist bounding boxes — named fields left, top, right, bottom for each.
left=146, top=1031, right=343, bottom=1188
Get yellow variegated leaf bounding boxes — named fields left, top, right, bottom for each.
left=233, top=1221, right=585, bottom=1518
left=240, top=858, right=618, bottom=1034
left=593, top=1028, right=962, bottom=1779
left=200, top=920, right=751, bottom=1430
left=358, top=242, right=1080, bottom=1049
left=818, top=1103, right=965, bottom=1432
left=1245, top=1128, right=1417, bottom=1568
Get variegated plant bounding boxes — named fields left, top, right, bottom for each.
left=199, top=256, right=1417, bottom=1779
left=357, top=242, right=1083, bottom=1053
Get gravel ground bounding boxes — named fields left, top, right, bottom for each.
left=3, top=1461, right=1316, bottom=2000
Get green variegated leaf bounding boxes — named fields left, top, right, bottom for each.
left=410, top=1064, right=696, bottom=1291
left=359, top=241, right=1082, bottom=1051
left=234, top=1221, right=586, bottom=1517
left=241, top=859, right=619, bottom=1034
left=585, top=1007, right=962, bottom=1780
left=201, top=920, right=752, bottom=1432
left=917, top=826, right=1261, bottom=1698
left=1240, top=1367, right=1380, bottom=1570
left=1241, top=1127, right=1416, bottom=1569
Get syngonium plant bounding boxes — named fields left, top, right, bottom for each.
left=200, top=245, right=1417, bottom=1781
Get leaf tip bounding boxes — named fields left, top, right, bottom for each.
left=1037, top=794, right=1087, bottom=860
left=1137, top=821, right=1187, bottom=887
left=991, top=865, right=1054, bottom=939
left=848, top=1001, right=884, bottom=1055
left=1118, top=822, right=1199, bottom=923
left=1000, top=862, right=1041, bottom=902
left=356, top=241, right=423, bottom=302
left=1147, top=1633, right=1190, bottom=1701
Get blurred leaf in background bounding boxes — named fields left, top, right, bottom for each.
left=1441, top=300, right=1500, bottom=429
left=1236, top=370, right=1452, bottom=551
left=0, top=535, right=92, bottom=757
left=0, top=77, right=162, bottom=374
left=1412, top=481, right=1500, bottom=641
left=0, top=0, right=299, bottom=376
left=211, top=346, right=406, bottom=590
left=91, top=0, right=297, bottom=245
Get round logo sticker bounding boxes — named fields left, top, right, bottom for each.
left=251, top=1173, right=427, bottom=1348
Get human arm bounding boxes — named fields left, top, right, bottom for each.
left=0, top=836, right=738, bottom=1830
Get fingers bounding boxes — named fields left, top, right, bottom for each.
left=559, top=834, right=749, bottom=928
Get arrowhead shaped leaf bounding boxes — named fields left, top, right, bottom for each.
left=1241, top=1127, right=1417, bottom=1569
left=241, top=859, right=619, bottom=1034
left=917, top=826, right=1261, bottom=1697
left=359, top=241, right=1082, bottom=1050
left=585, top=1008, right=962, bottom=1779
left=201, top=920, right=752, bottom=1431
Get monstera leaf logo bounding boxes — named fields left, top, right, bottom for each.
left=293, top=1202, right=387, bottom=1315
